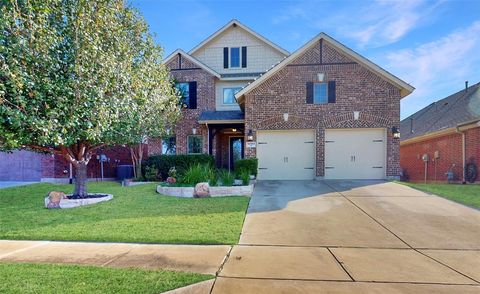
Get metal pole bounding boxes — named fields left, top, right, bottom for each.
left=101, top=161, right=104, bottom=181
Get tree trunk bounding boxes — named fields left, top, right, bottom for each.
left=73, top=161, right=88, bottom=198
left=130, top=143, right=144, bottom=180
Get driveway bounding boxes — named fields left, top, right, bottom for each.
left=212, top=180, right=480, bottom=293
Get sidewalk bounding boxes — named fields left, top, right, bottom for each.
left=0, top=240, right=230, bottom=275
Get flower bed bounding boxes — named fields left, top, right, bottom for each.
left=45, top=193, right=113, bottom=209
left=157, top=184, right=253, bottom=198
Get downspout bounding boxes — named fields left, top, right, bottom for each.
left=456, top=126, right=466, bottom=183
left=206, top=123, right=209, bottom=155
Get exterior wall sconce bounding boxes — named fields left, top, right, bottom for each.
left=192, top=128, right=197, bottom=135
left=247, top=129, right=254, bottom=141
left=392, top=126, right=400, bottom=139
left=283, top=113, right=289, bottom=122
left=317, top=73, right=325, bottom=82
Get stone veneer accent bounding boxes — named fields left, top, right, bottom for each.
left=243, top=40, right=401, bottom=178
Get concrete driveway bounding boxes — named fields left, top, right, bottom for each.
left=212, top=180, right=480, bottom=293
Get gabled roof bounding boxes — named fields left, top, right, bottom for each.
left=163, top=49, right=221, bottom=78
left=189, top=19, right=289, bottom=57
left=400, top=82, right=480, bottom=143
left=235, top=32, right=415, bottom=104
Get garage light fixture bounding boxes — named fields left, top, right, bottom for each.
left=247, top=129, right=254, bottom=141
left=192, top=128, right=197, bottom=135
left=283, top=113, right=289, bottom=122
left=392, top=127, right=400, bottom=139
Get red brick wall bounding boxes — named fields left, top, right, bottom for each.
left=165, top=54, right=216, bottom=155
left=400, top=127, right=479, bottom=182
left=244, top=40, right=402, bottom=178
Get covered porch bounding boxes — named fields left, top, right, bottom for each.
left=199, top=111, right=245, bottom=170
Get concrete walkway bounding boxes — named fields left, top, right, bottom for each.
left=212, top=180, right=480, bottom=293
left=0, top=240, right=230, bottom=275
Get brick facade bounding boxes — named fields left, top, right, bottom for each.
left=244, top=40, right=402, bottom=178
left=163, top=54, right=217, bottom=156
left=400, top=127, right=480, bottom=182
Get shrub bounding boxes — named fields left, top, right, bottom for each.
left=237, top=169, right=251, bottom=186
left=235, top=158, right=258, bottom=176
left=180, top=163, right=216, bottom=186
left=144, top=166, right=159, bottom=181
left=218, top=169, right=235, bottom=186
left=144, top=154, right=214, bottom=179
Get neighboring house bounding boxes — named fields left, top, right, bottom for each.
left=159, top=19, right=414, bottom=180
left=0, top=19, right=414, bottom=182
left=400, top=82, right=480, bottom=183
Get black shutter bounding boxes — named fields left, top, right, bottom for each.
left=241, top=46, right=247, bottom=68
left=189, top=82, right=197, bottom=109
left=223, top=47, right=229, bottom=68
left=328, top=81, right=336, bottom=103
left=306, top=82, right=314, bottom=104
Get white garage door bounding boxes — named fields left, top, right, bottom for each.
left=324, top=129, right=386, bottom=179
left=257, top=130, right=315, bottom=180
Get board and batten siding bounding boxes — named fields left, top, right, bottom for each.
left=191, top=26, right=285, bottom=75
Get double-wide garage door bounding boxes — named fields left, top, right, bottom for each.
left=0, top=150, right=43, bottom=181
left=257, top=130, right=315, bottom=180
left=256, top=128, right=387, bottom=180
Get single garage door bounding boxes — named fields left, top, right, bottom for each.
left=0, top=150, right=43, bottom=181
left=324, top=128, right=386, bottom=179
left=257, top=130, right=315, bottom=180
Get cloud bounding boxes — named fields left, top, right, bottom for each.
left=271, top=0, right=443, bottom=48
left=383, top=21, right=480, bottom=118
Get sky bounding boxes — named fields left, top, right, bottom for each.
left=131, top=0, right=480, bottom=119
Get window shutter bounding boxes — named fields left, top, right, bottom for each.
left=189, top=82, right=197, bottom=109
left=223, top=47, right=229, bottom=68
left=306, top=82, right=314, bottom=104
left=241, top=46, right=247, bottom=68
left=328, top=81, right=336, bottom=103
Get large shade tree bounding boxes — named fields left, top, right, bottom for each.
left=0, top=0, right=180, bottom=197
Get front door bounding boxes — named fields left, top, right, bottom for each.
left=229, top=137, right=244, bottom=170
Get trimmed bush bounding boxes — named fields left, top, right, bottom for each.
left=218, top=169, right=235, bottom=186
left=144, top=166, right=159, bottom=181
left=180, top=163, right=216, bottom=186
left=235, top=158, right=258, bottom=176
left=144, top=154, right=214, bottom=179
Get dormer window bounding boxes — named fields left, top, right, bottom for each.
left=230, top=47, right=240, bottom=68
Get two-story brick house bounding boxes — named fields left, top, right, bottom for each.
left=158, top=19, right=414, bottom=180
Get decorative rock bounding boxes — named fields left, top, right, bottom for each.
left=194, top=182, right=210, bottom=198
left=46, top=191, right=67, bottom=209
left=166, top=177, right=176, bottom=184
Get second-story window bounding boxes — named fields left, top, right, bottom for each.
left=314, top=83, right=328, bottom=104
left=223, top=87, right=242, bottom=104
left=230, top=47, right=240, bottom=68
left=175, top=82, right=197, bottom=109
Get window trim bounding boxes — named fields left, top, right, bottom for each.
left=313, top=82, right=328, bottom=104
left=222, top=87, right=242, bottom=105
left=187, top=135, right=203, bottom=154
left=230, top=47, right=240, bottom=68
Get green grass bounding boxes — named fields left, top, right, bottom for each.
left=399, top=182, right=480, bottom=209
left=0, top=182, right=249, bottom=244
left=0, top=262, right=212, bottom=294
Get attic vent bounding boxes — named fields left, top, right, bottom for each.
left=444, top=102, right=448, bottom=106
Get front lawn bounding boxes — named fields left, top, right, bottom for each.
left=0, top=182, right=249, bottom=244
left=399, top=182, right=480, bottom=209
left=0, top=263, right=212, bottom=294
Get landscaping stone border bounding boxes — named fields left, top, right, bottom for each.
left=44, top=194, right=113, bottom=209
left=156, top=185, right=254, bottom=197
